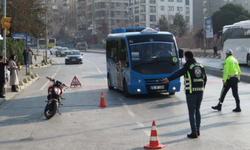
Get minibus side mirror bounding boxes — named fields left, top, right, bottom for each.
left=179, top=49, right=184, bottom=58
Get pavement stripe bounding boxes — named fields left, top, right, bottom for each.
left=84, top=59, right=107, bottom=83
left=40, top=59, right=60, bottom=91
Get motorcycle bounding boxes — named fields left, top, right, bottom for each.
left=44, top=77, right=67, bottom=119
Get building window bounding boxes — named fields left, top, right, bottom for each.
left=168, top=0, right=174, bottom=2
left=185, top=0, right=189, bottom=5
left=135, top=15, right=139, bottom=22
left=177, top=7, right=183, bottom=11
left=117, top=11, right=120, bottom=15
left=168, top=6, right=174, bottom=11
left=161, top=6, right=165, bottom=11
left=135, top=7, right=139, bottom=14
left=150, top=0, right=156, bottom=4
left=161, top=0, right=164, bottom=1
left=135, top=0, right=139, bottom=5
left=150, top=6, right=156, bottom=13
left=150, top=15, right=156, bottom=22
left=177, top=0, right=182, bottom=2
left=186, top=7, right=190, bottom=14
left=185, top=16, right=190, bottom=22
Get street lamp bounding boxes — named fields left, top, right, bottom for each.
left=106, top=2, right=111, bottom=32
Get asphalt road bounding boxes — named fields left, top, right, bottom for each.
left=0, top=52, right=250, bottom=150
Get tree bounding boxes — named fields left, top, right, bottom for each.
left=0, top=0, right=46, bottom=38
left=158, top=16, right=170, bottom=31
left=212, top=3, right=250, bottom=34
left=171, top=13, right=188, bottom=37
left=158, top=13, right=188, bottom=37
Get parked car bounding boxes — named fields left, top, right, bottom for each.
left=56, top=47, right=69, bottom=57
left=50, top=46, right=61, bottom=55
left=76, top=42, right=89, bottom=51
left=65, top=50, right=83, bottom=64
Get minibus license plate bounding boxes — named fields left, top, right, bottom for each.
left=150, top=85, right=164, bottom=90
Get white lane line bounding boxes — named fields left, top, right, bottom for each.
left=136, top=122, right=145, bottom=127
left=40, top=59, right=60, bottom=91
left=84, top=59, right=107, bottom=83
left=127, top=110, right=135, bottom=117
left=121, top=98, right=149, bottom=136
left=118, top=98, right=123, bottom=102
left=144, top=130, right=151, bottom=137
left=122, top=103, right=128, bottom=108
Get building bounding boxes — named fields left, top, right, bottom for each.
left=128, top=0, right=193, bottom=29
left=193, top=0, right=250, bottom=32
left=87, top=0, right=129, bottom=36
left=47, top=0, right=64, bottom=38
left=77, top=0, right=88, bottom=36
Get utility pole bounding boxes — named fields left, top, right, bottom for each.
left=45, top=0, right=48, bottom=63
left=2, top=0, right=6, bottom=95
left=2, top=0, right=6, bottom=58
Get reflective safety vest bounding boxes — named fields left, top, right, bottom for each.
left=223, top=55, right=241, bottom=83
left=184, top=63, right=206, bottom=94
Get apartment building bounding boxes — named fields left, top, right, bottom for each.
left=128, top=0, right=193, bottom=29
left=193, top=0, right=250, bottom=32
left=87, top=0, right=129, bottom=35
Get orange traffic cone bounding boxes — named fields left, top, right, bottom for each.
left=144, top=121, right=165, bottom=149
left=98, top=91, right=107, bottom=107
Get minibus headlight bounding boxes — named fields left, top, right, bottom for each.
left=132, top=76, right=142, bottom=83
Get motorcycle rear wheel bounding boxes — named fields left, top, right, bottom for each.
left=44, top=101, right=58, bottom=119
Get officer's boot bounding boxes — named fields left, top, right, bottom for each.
left=233, top=103, right=241, bottom=112
left=212, top=102, right=222, bottom=111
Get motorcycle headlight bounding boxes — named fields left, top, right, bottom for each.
left=54, top=87, right=61, bottom=95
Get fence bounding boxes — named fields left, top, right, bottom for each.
left=176, top=36, right=214, bottom=49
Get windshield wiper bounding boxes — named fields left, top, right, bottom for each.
left=133, top=60, right=176, bottom=69
left=152, top=60, right=177, bottom=66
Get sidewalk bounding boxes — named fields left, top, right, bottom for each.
left=185, top=48, right=221, bottom=59
left=0, top=54, right=52, bottom=105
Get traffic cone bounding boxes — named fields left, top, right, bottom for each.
left=98, top=91, right=107, bottom=107
left=144, top=121, right=165, bottom=149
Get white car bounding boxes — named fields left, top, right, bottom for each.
left=50, top=46, right=61, bottom=55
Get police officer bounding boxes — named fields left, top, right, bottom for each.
left=212, top=49, right=241, bottom=112
left=163, top=51, right=207, bottom=139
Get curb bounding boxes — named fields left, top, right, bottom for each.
left=83, top=50, right=106, bottom=54
left=0, top=72, right=40, bottom=105
left=204, top=66, right=250, bottom=83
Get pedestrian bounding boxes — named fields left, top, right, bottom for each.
left=0, top=55, right=8, bottom=98
left=9, top=54, right=20, bottom=92
left=212, top=49, right=241, bottom=112
left=28, top=47, right=33, bottom=65
left=23, top=49, right=27, bottom=65
left=213, top=46, right=217, bottom=57
left=163, top=51, right=207, bottom=139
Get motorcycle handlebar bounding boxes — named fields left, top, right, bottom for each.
left=46, top=77, right=68, bottom=88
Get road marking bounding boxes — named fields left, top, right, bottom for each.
left=136, top=122, right=145, bottom=127
left=40, top=59, right=60, bottom=91
left=122, top=103, right=128, bottom=108
left=120, top=98, right=149, bottom=136
left=85, top=60, right=107, bottom=83
left=144, top=130, right=151, bottom=137
left=127, top=110, right=135, bottom=117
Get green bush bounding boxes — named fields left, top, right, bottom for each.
left=0, top=38, right=25, bottom=65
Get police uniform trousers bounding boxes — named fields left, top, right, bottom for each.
left=186, top=93, right=203, bottom=134
left=219, top=77, right=240, bottom=105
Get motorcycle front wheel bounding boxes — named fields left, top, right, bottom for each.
left=44, top=101, right=58, bottom=119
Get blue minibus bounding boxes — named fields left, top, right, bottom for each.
left=106, top=27, right=184, bottom=96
